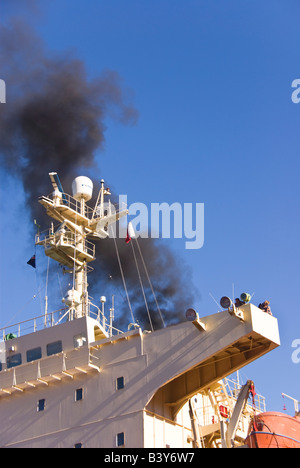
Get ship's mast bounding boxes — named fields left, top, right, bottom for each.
left=74, top=194, right=88, bottom=319
left=36, top=172, right=128, bottom=322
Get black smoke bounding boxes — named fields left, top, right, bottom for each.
left=0, top=19, right=196, bottom=330
left=0, top=20, right=138, bottom=217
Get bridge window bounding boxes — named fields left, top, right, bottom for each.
left=27, top=347, right=42, bottom=362
left=46, top=340, right=62, bottom=356
left=7, top=353, right=22, bottom=368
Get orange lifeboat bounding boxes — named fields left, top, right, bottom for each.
left=245, top=411, right=300, bottom=448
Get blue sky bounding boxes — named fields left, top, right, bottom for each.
left=0, top=1, right=299, bottom=414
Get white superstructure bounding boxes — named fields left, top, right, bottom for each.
left=0, top=173, right=280, bottom=448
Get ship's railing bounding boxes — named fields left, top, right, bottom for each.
left=0, top=346, right=101, bottom=393
left=43, top=192, right=127, bottom=221
left=92, top=201, right=128, bottom=219
left=0, top=310, right=64, bottom=341
left=194, top=378, right=266, bottom=428
left=224, top=376, right=266, bottom=413
left=35, top=228, right=95, bottom=258
left=0, top=305, right=123, bottom=342
left=44, top=191, right=95, bottom=219
left=87, top=301, right=123, bottom=336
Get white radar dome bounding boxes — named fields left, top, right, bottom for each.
left=72, top=176, right=93, bottom=201
left=64, top=289, right=81, bottom=307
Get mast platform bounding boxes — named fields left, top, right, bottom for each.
left=38, top=195, right=92, bottom=227
left=38, top=194, right=128, bottom=234
left=36, top=228, right=96, bottom=268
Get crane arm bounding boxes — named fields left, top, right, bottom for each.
left=225, top=380, right=255, bottom=448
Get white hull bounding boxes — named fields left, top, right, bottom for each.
left=0, top=304, right=279, bottom=448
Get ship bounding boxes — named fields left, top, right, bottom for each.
left=0, top=172, right=290, bottom=448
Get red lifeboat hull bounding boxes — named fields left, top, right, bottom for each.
left=245, top=412, right=300, bottom=448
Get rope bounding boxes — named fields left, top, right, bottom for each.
left=135, top=238, right=165, bottom=328
left=45, top=256, right=50, bottom=300
left=91, top=183, right=102, bottom=221
left=44, top=256, right=50, bottom=326
left=249, top=383, right=258, bottom=432
left=72, top=213, right=78, bottom=291
left=2, top=288, right=43, bottom=329
left=130, top=241, right=153, bottom=332
left=112, top=236, right=136, bottom=325
left=32, top=238, right=44, bottom=317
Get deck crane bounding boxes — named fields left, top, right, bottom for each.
left=223, top=380, right=256, bottom=448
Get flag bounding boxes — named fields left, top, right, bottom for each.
left=125, top=228, right=131, bottom=244
left=27, top=255, right=36, bottom=268
left=34, top=219, right=41, bottom=235
left=125, top=221, right=135, bottom=244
